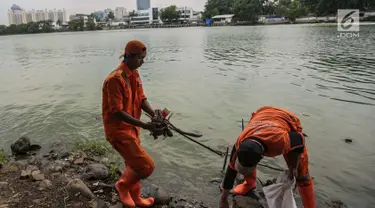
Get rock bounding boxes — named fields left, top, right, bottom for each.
left=74, top=158, right=84, bottom=165
left=20, top=170, right=32, bottom=179
left=84, top=164, right=109, bottom=180
left=26, top=165, right=39, bottom=172
left=39, top=179, right=53, bottom=190
left=142, top=184, right=172, bottom=205
left=28, top=156, right=42, bottom=166
left=31, top=170, right=45, bottom=181
left=0, top=181, right=8, bottom=191
left=32, top=199, right=43, bottom=204
left=67, top=178, right=96, bottom=200
left=0, top=204, right=9, bottom=208
left=47, top=165, right=63, bottom=173
left=11, top=136, right=31, bottom=155
left=233, top=196, right=262, bottom=208
left=29, top=144, right=42, bottom=152
left=344, top=138, right=353, bottom=144
left=54, top=160, right=71, bottom=168
left=325, top=200, right=346, bottom=208
left=109, top=202, right=123, bottom=208
left=89, top=198, right=106, bottom=208
left=59, top=151, right=70, bottom=159
left=51, top=172, right=62, bottom=179
left=0, top=161, right=22, bottom=173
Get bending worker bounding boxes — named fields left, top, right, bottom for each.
left=102, top=40, right=164, bottom=208
left=220, top=106, right=316, bottom=208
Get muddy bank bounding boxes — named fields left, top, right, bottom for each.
left=0, top=136, right=346, bottom=208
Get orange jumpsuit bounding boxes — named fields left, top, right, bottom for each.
left=102, top=62, right=154, bottom=178
left=229, top=106, right=316, bottom=208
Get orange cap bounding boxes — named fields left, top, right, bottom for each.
left=119, top=40, right=147, bottom=59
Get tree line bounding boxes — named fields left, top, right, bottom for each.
left=203, top=0, right=375, bottom=22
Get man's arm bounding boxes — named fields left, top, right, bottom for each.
left=141, top=99, right=155, bottom=117
left=114, top=110, right=148, bottom=129
left=287, top=150, right=301, bottom=179
left=221, top=165, right=238, bottom=194
left=287, top=132, right=305, bottom=179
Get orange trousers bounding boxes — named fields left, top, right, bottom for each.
left=110, top=137, right=155, bottom=179
left=242, top=147, right=316, bottom=208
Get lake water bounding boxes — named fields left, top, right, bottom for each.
left=0, top=25, right=375, bottom=207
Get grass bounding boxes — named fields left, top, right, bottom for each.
left=107, top=163, right=121, bottom=181
left=0, top=150, right=6, bottom=164
left=73, top=139, right=112, bottom=157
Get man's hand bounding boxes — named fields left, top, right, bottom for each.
left=219, top=189, right=230, bottom=208
left=143, top=121, right=166, bottom=137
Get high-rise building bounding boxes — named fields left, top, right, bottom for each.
left=137, top=0, right=150, bottom=11
left=7, top=5, right=67, bottom=25
left=115, top=7, right=127, bottom=19
left=8, top=4, right=26, bottom=25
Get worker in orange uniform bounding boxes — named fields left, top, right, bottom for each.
left=102, top=40, right=165, bottom=208
left=219, top=106, right=316, bottom=208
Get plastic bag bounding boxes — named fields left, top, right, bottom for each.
left=262, top=170, right=298, bottom=208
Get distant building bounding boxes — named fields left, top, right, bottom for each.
left=93, top=11, right=105, bottom=21
left=137, top=0, right=151, bottom=11
left=131, top=7, right=161, bottom=25
left=212, top=14, right=234, bottom=24
left=115, top=7, right=127, bottom=19
left=69, top=14, right=96, bottom=27
left=7, top=4, right=67, bottom=25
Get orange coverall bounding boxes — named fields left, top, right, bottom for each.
left=229, top=106, right=316, bottom=208
left=102, top=61, right=154, bottom=178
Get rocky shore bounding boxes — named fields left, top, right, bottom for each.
left=0, top=136, right=346, bottom=208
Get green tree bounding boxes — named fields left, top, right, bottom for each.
left=108, top=11, right=115, bottom=20
left=56, top=19, right=62, bottom=26
left=233, top=0, right=263, bottom=23
left=68, top=19, right=84, bottom=31
left=203, top=0, right=234, bottom=18
left=288, top=0, right=308, bottom=21
left=129, top=10, right=137, bottom=18
left=86, top=18, right=96, bottom=30
left=159, top=5, right=179, bottom=23
left=0, top=25, right=6, bottom=35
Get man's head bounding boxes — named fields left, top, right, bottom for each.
left=235, top=139, right=264, bottom=176
left=121, top=40, right=147, bottom=70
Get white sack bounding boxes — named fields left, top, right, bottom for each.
left=262, top=170, right=298, bottom=208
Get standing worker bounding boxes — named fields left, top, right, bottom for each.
left=220, top=106, right=316, bottom=208
left=102, top=40, right=165, bottom=208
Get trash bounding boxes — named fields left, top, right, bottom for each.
left=262, top=171, right=297, bottom=208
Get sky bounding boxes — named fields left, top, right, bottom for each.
left=0, top=0, right=206, bottom=25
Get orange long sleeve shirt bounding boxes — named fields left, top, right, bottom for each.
left=102, top=62, right=147, bottom=141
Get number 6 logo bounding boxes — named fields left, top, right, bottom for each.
left=337, top=9, right=359, bottom=32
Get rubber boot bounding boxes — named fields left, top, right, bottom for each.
left=115, top=168, right=139, bottom=208
left=297, top=180, right=316, bottom=208
left=232, top=170, right=257, bottom=195
left=130, top=181, right=155, bottom=207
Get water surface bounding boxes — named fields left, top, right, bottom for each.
left=0, top=25, right=375, bottom=207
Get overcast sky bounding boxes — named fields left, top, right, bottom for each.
left=0, top=0, right=206, bottom=25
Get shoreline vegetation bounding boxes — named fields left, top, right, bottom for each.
left=0, top=18, right=374, bottom=37
left=1, top=0, right=375, bottom=36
